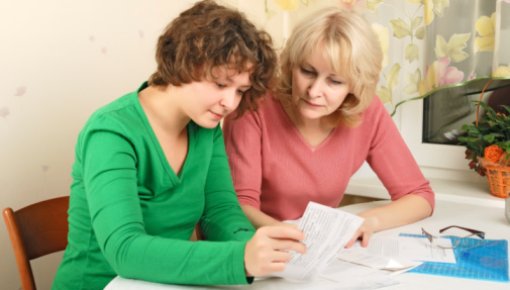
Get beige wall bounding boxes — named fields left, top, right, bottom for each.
left=0, top=1, right=187, bottom=288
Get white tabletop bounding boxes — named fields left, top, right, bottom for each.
left=105, top=200, right=510, bottom=290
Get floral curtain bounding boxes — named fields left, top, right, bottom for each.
left=266, top=0, right=510, bottom=114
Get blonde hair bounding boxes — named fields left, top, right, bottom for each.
left=276, top=7, right=382, bottom=127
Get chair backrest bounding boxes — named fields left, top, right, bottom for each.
left=3, top=196, right=69, bottom=290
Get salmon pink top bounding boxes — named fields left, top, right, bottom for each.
left=223, top=95, right=434, bottom=221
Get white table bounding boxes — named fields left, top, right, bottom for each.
left=105, top=200, right=510, bottom=290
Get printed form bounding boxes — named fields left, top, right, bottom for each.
left=275, top=202, right=364, bottom=281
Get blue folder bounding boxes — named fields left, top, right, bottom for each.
left=399, top=233, right=509, bottom=282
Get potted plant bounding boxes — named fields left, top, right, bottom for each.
left=458, top=101, right=510, bottom=198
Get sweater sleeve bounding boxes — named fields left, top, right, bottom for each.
left=82, top=128, right=251, bottom=285
left=223, top=113, right=264, bottom=209
left=200, top=126, right=256, bottom=242
left=365, top=98, right=435, bottom=210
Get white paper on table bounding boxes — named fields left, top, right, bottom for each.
left=362, top=235, right=456, bottom=264
left=319, top=258, right=400, bottom=290
left=274, top=202, right=364, bottom=281
left=337, top=245, right=422, bottom=272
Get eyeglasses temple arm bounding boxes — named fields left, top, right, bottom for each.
left=439, top=225, right=485, bottom=239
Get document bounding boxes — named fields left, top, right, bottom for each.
left=392, top=234, right=456, bottom=263
left=337, top=233, right=455, bottom=271
left=319, top=259, right=400, bottom=289
left=275, top=202, right=364, bottom=281
left=337, top=245, right=422, bottom=272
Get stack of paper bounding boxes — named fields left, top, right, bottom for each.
left=273, top=202, right=411, bottom=289
left=275, top=202, right=364, bottom=281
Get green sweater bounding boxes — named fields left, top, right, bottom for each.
left=52, top=83, right=255, bottom=290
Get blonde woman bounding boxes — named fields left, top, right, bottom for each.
left=224, top=7, right=434, bottom=247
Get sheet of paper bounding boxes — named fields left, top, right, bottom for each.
left=319, top=258, right=400, bottom=289
left=337, top=246, right=422, bottom=272
left=364, top=235, right=456, bottom=264
left=275, top=202, right=364, bottom=281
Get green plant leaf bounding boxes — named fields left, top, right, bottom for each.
left=458, top=100, right=510, bottom=173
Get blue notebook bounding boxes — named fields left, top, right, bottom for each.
left=399, top=233, right=509, bottom=282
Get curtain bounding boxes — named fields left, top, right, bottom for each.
left=268, top=0, right=510, bottom=114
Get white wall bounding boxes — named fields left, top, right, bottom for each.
left=0, top=1, right=193, bottom=289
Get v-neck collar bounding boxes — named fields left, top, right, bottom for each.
left=274, top=97, right=337, bottom=152
left=133, top=82, right=193, bottom=183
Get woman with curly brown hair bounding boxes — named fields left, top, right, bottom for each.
left=52, top=1, right=305, bottom=289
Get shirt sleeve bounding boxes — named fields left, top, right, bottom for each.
left=200, top=126, right=256, bottom=241
left=365, top=98, right=435, bottom=210
left=223, top=113, right=264, bottom=209
left=81, top=127, right=251, bottom=285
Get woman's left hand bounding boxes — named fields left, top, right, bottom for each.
left=344, top=216, right=379, bottom=248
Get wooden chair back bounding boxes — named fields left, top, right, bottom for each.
left=3, top=196, right=69, bottom=290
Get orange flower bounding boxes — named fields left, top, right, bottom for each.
left=484, top=144, right=504, bottom=163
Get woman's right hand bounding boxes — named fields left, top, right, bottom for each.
left=244, top=225, right=306, bottom=277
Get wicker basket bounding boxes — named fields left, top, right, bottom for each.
left=484, top=164, right=510, bottom=198
left=473, top=80, right=510, bottom=198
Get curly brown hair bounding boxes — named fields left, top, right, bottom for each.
left=149, top=0, right=277, bottom=117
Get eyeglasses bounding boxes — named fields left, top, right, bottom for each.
left=421, top=225, right=485, bottom=249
